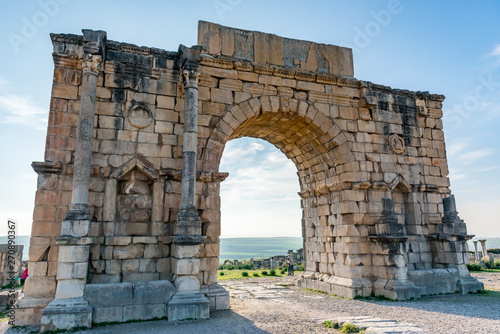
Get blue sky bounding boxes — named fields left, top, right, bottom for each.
left=0, top=1, right=499, bottom=237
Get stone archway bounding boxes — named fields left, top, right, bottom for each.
left=205, top=96, right=352, bottom=286
left=18, top=21, right=483, bottom=331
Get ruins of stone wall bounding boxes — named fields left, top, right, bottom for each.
left=0, top=245, right=23, bottom=287
left=18, top=21, right=483, bottom=328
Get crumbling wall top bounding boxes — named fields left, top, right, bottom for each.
left=198, top=21, right=354, bottom=77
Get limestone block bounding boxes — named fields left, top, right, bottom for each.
left=113, top=244, right=145, bottom=259
left=339, top=106, right=359, bottom=120
left=144, top=244, right=162, bottom=258
left=205, top=243, right=220, bottom=257
left=172, top=258, right=200, bottom=275
left=84, top=283, right=133, bottom=307
left=157, top=258, right=171, bottom=273
left=92, top=307, right=124, bottom=324
left=58, top=245, right=89, bottom=263
left=133, top=280, right=176, bottom=304
left=133, top=237, right=158, bottom=244
left=174, top=276, right=200, bottom=293
left=200, top=257, right=219, bottom=271
left=157, top=95, right=175, bottom=109
left=24, top=277, right=56, bottom=298
left=54, top=279, right=86, bottom=299
left=123, top=304, right=167, bottom=321
left=219, top=79, right=243, bottom=91
left=105, top=236, right=132, bottom=246
left=122, top=273, right=159, bottom=283
left=171, top=244, right=200, bottom=258
left=52, top=84, right=78, bottom=100
left=122, top=259, right=140, bottom=273
left=30, top=261, right=48, bottom=277
left=139, top=259, right=156, bottom=272
left=296, top=81, right=324, bottom=92
left=89, top=274, right=121, bottom=284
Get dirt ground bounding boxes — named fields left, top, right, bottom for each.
left=3, top=272, right=499, bottom=334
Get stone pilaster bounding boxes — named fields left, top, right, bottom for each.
left=168, top=45, right=209, bottom=322
left=40, top=29, right=106, bottom=333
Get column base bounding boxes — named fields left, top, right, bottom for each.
left=201, top=284, right=230, bottom=310
left=167, top=292, right=209, bottom=321
left=40, top=297, right=92, bottom=332
left=13, top=296, right=52, bottom=326
left=298, top=276, right=372, bottom=298
left=374, top=279, right=421, bottom=300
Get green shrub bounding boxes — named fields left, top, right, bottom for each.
left=261, top=270, right=268, bottom=276
left=252, top=272, right=260, bottom=277
left=495, top=260, right=500, bottom=268
left=219, top=272, right=225, bottom=276
left=341, top=323, right=360, bottom=333
left=484, top=259, right=492, bottom=269
left=280, top=269, right=286, bottom=274
left=466, top=263, right=483, bottom=271
left=241, top=271, right=249, bottom=277
left=269, top=269, right=276, bottom=276
left=322, top=320, right=339, bottom=328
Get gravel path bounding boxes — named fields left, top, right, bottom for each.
left=2, top=272, right=499, bottom=333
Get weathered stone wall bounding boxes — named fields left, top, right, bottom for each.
left=18, top=21, right=483, bottom=328
left=83, top=280, right=175, bottom=323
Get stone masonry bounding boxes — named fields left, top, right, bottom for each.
left=17, top=21, right=483, bottom=330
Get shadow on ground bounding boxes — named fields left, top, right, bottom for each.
left=352, top=290, right=500, bottom=321
left=2, top=310, right=270, bottom=334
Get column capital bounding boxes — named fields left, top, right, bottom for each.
left=182, top=69, right=200, bottom=89
left=81, top=54, right=103, bottom=75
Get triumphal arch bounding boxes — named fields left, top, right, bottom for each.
left=17, top=21, right=483, bottom=331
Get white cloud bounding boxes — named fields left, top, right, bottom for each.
left=475, top=166, right=498, bottom=172
left=446, top=138, right=471, bottom=158
left=449, top=168, right=467, bottom=181
left=458, top=148, right=493, bottom=165
left=488, top=44, right=500, bottom=58
left=0, top=93, right=48, bottom=130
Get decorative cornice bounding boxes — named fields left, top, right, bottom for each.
left=159, top=169, right=229, bottom=183
left=32, top=161, right=62, bottom=174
